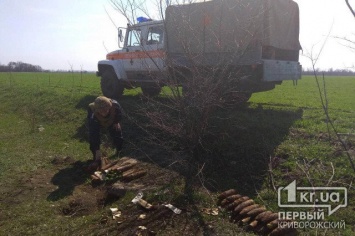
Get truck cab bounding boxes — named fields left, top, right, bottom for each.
left=97, top=18, right=166, bottom=97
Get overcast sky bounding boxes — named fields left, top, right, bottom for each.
left=0, top=0, right=354, bottom=71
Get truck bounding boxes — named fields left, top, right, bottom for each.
left=96, top=0, right=302, bottom=99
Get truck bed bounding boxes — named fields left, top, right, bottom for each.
left=165, top=0, right=301, bottom=67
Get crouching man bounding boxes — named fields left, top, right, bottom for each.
left=87, top=96, right=123, bottom=163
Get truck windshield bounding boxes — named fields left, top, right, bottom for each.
left=127, top=29, right=141, bottom=47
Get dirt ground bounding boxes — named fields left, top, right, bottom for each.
left=0, top=155, right=223, bottom=235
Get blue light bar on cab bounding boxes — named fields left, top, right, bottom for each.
left=137, top=17, right=152, bottom=23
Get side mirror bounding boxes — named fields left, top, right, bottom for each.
left=118, top=29, right=123, bottom=43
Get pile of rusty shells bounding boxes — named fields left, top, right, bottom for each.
left=218, top=189, right=297, bottom=236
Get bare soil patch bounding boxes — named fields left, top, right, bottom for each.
left=44, top=155, right=209, bottom=235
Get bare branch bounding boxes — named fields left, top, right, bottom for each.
left=346, top=0, right=355, bottom=18
left=333, top=35, right=355, bottom=52
left=326, top=162, right=335, bottom=186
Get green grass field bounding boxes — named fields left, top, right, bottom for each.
left=0, top=72, right=354, bottom=235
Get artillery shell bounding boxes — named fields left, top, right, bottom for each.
left=249, top=220, right=258, bottom=228
left=230, top=199, right=250, bottom=211
left=267, top=219, right=279, bottom=229
left=232, top=196, right=249, bottom=206
left=241, top=216, right=251, bottom=223
left=260, top=212, right=278, bottom=223
left=233, top=199, right=255, bottom=213
left=122, top=169, right=147, bottom=181
left=111, top=163, right=136, bottom=172
left=246, top=206, right=267, bottom=217
left=226, top=194, right=242, bottom=201
left=218, top=189, right=237, bottom=200
left=255, top=210, right=273, bottom=221
left=219, top=198, right=229, bottom=207
left=227, top=196, right=249, bottom=211
left=245, top=220, right=259, bottom=232
left=220, top=194, right=242, bottom=207
left=239, top=204, right=260, bottom=215
left=269, top=227, right=297, bottom=236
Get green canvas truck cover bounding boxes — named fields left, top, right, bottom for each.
left=165, top=0, right=301, bottom=66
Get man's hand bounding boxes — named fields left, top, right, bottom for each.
left=95, top=150, right=102, bottom=161
left=113, top=123, right=121, bottom=131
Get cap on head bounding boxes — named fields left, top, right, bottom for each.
left=94, top=96, right=112, bottom=110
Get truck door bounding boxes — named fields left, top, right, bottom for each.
left=142, top=25, right=165, bottom=74
left=123, top=28, right=142, bottom=77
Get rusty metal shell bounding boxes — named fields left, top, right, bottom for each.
left=248, top=220, right=258, bottom=228
left=246, top=206, right=267, bottom=217
left=266, top=218, right=279, bottom=230
left=255, top=210, right=273, bottom=221
left=220, top=194, right=242, bottom=207
left=239, top=204, right=260, bottom=215
left=233, top=199, right=255, bottom=213
left=227, top=196, right=249, bottom=211
left=241, top=216, right=251, bottom=223
left=218, top=189, right=237, bottom=200
left=218, top=189, right=296, bottom=236
left=226, top=194, right=242, bottom=201
left=260, top=212, right=278, bottom=224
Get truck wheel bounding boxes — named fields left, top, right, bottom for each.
left=232, top=92, right=252, bottom=104
left=141, top=84, right=161, bottom=97
left=238, top=92, right=252, bottom=103
left=223, top=91, right=252, bottom=106
left=182, top=84, right=189, bottom=96
left=100, top=70, right=124, bottom=99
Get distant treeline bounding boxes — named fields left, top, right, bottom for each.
left=0, top=61, right=354, bottom=76
left=0, top=61, right=93, bottom=73
left=0, top=61, right=43, bottom=72
left=302, top=68, right=355, bottom=76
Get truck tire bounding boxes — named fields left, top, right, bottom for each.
left=223, top=91, right=252, bottom=106
left=100, top=70, right=124, bottom=99
left=238, top=92, right=252, bottom=103
left=141, top=84, right=161, bottom=97
left=182, top=84, right=189, bottom=96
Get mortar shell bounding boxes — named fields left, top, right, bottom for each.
left=239, top=204, right=260, bottom=215
left=246, top=206, right=267, bottom=217
left=249, top=220, right=259, bottom=228
left=228, top=196, right=249, bottom=211
left=226, top=194, right=242, bottom=201
left=220, top=194, right=242, bottom=207
left=218, top=189, right=237, bottom=200
left=255, top=210, right=273, bottom=221
left=245, top=219, right=260, bottom=233
left=260, top=212, right=278, bottom=224
left=241, top=216, right=251, bottom=224
left=233, top=199, right=255, bottom=213
left=267, top=218, right=279, bottom=230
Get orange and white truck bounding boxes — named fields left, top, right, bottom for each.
left=96, top=0, right=302, bottom=98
